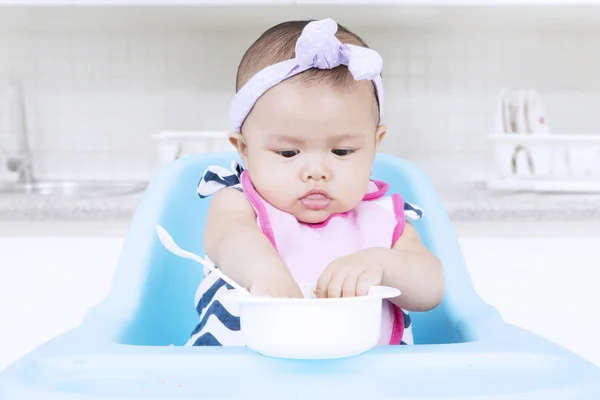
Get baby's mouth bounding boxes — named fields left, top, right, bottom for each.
left=300, top=190, right=331, bottom=211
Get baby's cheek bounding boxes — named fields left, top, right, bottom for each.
left=257, top=177, right=296, bottom=209
left=336, top=187, right=365, bottom=213
left=269, top=169, right=292, bottom=185
left=341, top=167, right=370, bottom=191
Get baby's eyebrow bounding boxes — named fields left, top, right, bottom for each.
left=331, top=133, right=363, bottom=140
left=265, top=132, right=365, bottom=145
left=265, top=134, right=303, bottom=145
left=328, top=133, right=366, bottom=146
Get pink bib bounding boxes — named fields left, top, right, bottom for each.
left=240, top=171, right=407, bottom=345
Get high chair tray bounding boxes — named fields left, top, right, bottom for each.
left=1, top=323, right=598, bottom=400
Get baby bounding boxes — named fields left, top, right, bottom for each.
left=187, top=18, right=443, bottom=347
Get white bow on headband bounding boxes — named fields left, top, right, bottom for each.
left=229, top=18, right=385, bottom=132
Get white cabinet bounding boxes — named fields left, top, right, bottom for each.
left=67, top=0, right=294, bottom=3
left=0, top=0, right=294, bottom=4
left=295, top=0, right=600, bottom=3
left=1, top=0, right=600, bottom=4
left=0, top=0, right=599, bottom=30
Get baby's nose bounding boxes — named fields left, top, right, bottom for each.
left=302, top=162, right=330, bottom=182
left=304, top=171, right=327, bottom=181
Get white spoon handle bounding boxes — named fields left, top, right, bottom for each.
left=156, top=225, right=249, bottom=294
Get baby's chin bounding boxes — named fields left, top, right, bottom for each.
left=295, top=213, right=330, bottom=225
left=293, top=208, right=345, bottom=225
left=289, top=198, right=363, bottom=225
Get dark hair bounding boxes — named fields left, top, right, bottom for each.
left=236, top=20, right=371, bottom=92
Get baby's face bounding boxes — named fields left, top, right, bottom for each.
left=232, top=79, right=385, bottom=224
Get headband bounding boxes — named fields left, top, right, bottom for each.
left=229, top=18, right=384, bottom=132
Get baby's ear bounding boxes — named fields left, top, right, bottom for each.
left=375, top=124, right=387, bottom=148
left=228, top=132, right=248, bottom=160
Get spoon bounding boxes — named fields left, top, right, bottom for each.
left=155, top=224, right=250, bottom=295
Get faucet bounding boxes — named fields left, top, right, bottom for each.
left=4, top=73, right=34, bottom=185
left=6, top=153, right=34, bottom=185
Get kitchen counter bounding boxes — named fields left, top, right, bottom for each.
left=1, top=183, right=599, bottom=225
left=441, top=184, right=600, bottom=222
left=0, top=192, right=141, bottom=221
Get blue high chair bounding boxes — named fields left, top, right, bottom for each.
left=1, top=152, right=599, bottom=399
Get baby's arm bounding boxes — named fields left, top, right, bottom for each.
left=380, top=222, right=444, bottom=311
left=203, top=188, right=303, bottom=298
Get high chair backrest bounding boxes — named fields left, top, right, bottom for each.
left=88, top=152, right=495, bottom=346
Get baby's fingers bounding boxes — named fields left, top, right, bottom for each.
left=342, top=273, right=361, bottom=297
left=356, top=272, right=380, bottom=297
left=326, top=269, right=349, bottom=298
left=316, top=267, right=333, bottom=298
left=316, top=265, right=346, bottom=298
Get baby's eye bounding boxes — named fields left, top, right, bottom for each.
left=331, top=149, right=355, bottom=157
left=276, top=150, right=299, bottom=158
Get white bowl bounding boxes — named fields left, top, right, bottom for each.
left=220, top=283, right=400, bottom=360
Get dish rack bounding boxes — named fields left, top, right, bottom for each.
left=488, top=133, right=600, bottom=193
left=151, top=130, right=232, bottom=165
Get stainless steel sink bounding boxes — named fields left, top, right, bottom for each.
left=0, top=180, right=148, bottom=198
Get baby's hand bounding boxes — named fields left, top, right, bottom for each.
left=250, top=270, right=304, bottom=299
left=316, top=250, right=383, bottom=298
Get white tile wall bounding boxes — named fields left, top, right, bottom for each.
left=0, top=26, right=599, bottom=186
left=0, top=30, right=248, bottom=181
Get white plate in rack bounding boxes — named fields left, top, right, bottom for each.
left=488, top=134, right=600, bottom=193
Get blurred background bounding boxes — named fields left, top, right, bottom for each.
left=0, top=0, right=599, bottom=372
